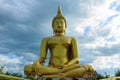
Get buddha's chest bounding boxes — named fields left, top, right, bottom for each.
left=48, top=37, right=71, bottom=44
left=48, top=37, right=71, bottom=49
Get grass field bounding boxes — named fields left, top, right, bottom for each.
left=99, top=77, right=120, bottom=80
left=0, top=74, right=30, bottom=80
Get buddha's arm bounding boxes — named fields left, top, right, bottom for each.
left=39, top=37, right=48, bottom=64
left=66, top=38, right=79, bottom=66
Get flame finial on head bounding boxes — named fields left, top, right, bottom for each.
left=52, top=5, right=67, bottom=28
left=57, top=5, right=62, bottom=16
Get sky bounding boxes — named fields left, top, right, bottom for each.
left=0, top=0, right=120, bottom=77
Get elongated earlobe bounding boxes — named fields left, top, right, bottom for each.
left=64, top=30, right=66, bottom=34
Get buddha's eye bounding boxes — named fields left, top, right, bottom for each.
left=61, top=21, right=63, bottom=25
left=55, top=21, right=59, bottom=25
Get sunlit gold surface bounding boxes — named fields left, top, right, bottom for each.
left=24, top=6, right=94, bottom=78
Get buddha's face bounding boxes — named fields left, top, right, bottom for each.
left=53, top=18, right=66, bottom=33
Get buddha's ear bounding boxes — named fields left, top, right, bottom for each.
left=64, top=30, right=66, bottom=34
left=52, top=26, right=55, bottom=30
left=53, top=30, right=55, bottom=34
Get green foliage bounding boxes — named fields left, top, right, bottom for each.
left=4, top=71, right=22, bottom=77
left=5, top=71, right=11, bottom=75
left=115, top=70, right=120, bottom=76
left=93, top=74, right=105, bottom=80
left=11, top=73, right=22, bottom=77
left=91, top=71, right=106, bottom=80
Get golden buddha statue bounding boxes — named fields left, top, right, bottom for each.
left=24, top=6, right=94, bottom=80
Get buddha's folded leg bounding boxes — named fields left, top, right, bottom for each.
left=77, top=64, right=94, bottom=77
left=61, top=64, right=80, bottom=72
left=37, top=65, right=62, bottom=75
left=61, top=64, right=94, bottom=73
left=32, top=60, right=62, bottom=75
left=60, top=64, right=94, bottom=78
left=63, top=68, right=86, bottom=78
left=81, top=64, right=94, bottom=73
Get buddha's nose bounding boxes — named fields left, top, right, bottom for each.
left=57, top=23, right=61, bottom=28
left=58, top=23, right=61, bottom=26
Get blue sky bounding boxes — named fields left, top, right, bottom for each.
left=0, top=0, right=120, bottom=77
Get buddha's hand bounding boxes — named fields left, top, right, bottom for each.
left=32, top=59, right=41, bottom=72
left=63, top=64, right=69, bottom=69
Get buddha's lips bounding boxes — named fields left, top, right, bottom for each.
left=54, top=29, right=64, bottom=32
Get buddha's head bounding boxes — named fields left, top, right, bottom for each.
left=52, top=6, right=67, bottom=34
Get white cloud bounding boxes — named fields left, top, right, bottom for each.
left=82, top=37, right=105, bottom=49
left=73, top=0, right=119, bottom=33
left=82, top=36, right=119, bottom=49
left=107, top=16, right=120, bottom=41
left=0, top=54, right=23, bottom=65
left=21, top=52, right=38, bottom=60
left=72, top=1, right=112, bottom=35
left=0, top=54, right=23, bottom=73
left=80, top=14, right=120, bottom=49
left=72, top=0, right=120, bottom=49
left=90, top=54, right=120, bottom=70
left=0, top=52, right=37, bottom=73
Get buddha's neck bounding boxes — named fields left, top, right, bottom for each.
left=55, top=32, right=65, bottom=36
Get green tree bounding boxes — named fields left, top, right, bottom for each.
left=91, top=71, right=106, bottom=80
left=5, top=71, right=11, bottom=75
left=93, top=74, right=105, bottom=80
left=5, top=71, right=22, bottom=78
left=11, top=73, right=22, bottom=77
left=115, top=70, right=120, bottom=76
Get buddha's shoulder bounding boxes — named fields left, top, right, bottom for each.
left=42, top=36, right=76, bottom=40
left=41, top=37, right=50, bottom=41
left=49, top=36, right=76, bottom=39
left=42, top=36, right=76, bottom=42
